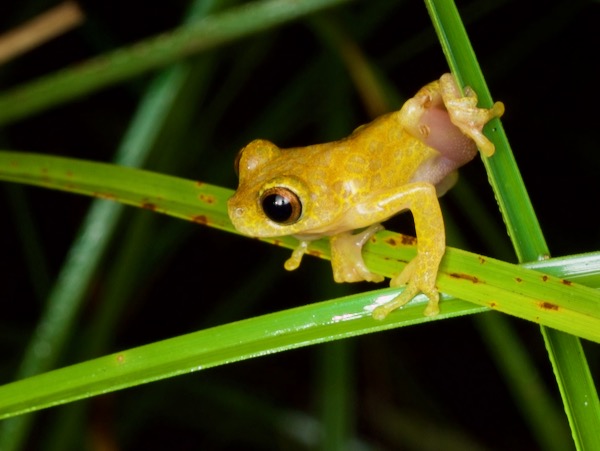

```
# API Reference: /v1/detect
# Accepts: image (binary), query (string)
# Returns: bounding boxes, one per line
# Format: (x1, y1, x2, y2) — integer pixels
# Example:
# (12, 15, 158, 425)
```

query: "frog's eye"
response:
(260, 187, 302, 224)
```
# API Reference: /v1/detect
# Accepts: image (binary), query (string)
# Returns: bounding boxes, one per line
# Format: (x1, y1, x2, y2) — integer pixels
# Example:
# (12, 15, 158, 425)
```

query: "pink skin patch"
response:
(420, 106, 478, 166)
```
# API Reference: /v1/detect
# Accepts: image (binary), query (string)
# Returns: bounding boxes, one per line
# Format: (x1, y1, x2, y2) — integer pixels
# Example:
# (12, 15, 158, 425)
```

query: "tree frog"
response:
(228, 73, 504, 319)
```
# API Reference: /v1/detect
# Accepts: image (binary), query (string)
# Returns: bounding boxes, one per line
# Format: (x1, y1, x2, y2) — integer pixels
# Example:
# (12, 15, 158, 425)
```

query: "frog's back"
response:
(335, 112, 439, 189)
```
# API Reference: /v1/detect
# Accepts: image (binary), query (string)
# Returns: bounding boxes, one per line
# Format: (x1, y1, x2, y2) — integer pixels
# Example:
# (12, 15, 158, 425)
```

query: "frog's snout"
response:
(231, 206, 245, 221)
(227, 197, 244, 221)
(227, 197, 253, 236)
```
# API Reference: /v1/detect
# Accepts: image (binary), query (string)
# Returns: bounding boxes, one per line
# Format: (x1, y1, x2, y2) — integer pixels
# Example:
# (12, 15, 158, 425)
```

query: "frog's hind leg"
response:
(439, 73, 505, 157)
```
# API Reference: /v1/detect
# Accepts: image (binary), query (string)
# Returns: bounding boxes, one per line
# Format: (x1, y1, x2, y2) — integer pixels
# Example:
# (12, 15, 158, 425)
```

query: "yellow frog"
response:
(228, 74, 504, 318)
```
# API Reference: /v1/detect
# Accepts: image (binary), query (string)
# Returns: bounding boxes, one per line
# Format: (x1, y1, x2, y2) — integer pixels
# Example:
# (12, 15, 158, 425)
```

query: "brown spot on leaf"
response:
(94, 192, 117, 201)
(542, 275, 549, 282)
(116, 354, 125, 364)
(198, 194, 216, 204)
(385, 235, 416, 247)
(192, 215, 208, 225)
(195, 181, 204, 187)
(515, 277, 523, 283)
(561, 279, 572, 286)
(141, 202, 157, 211)
(478, 256, 486, 264)
(489, 302, 497, 308)
(539, 301, 559, 311)
(449, 273, 479, 283)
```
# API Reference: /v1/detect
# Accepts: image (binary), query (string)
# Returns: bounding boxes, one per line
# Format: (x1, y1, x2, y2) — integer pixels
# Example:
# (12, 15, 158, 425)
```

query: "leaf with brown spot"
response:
(449, 272, 479, 283)
(384, 237, 397, 246)
(192, 215, 208, 225)
(0, 151, 599, 345)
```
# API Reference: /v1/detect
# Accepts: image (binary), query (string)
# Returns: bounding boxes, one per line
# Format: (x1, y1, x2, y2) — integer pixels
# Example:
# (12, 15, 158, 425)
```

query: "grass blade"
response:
(0, 0, 350, 126)
(0, 3, 225, 447)
(424, 1, 600, 449)
(0, 151, 598, 340)
(0, 251, 596, 420)
(424, 0, 547, 259)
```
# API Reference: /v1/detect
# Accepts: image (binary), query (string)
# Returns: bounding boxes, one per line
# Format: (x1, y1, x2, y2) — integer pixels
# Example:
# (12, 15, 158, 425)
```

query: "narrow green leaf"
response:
(0, 0, 351, 126)
(541, 329, 600, 449)
(0, 151, 231, 229)
(0, 2, 228, 446)
(0, 151, 598, 341)
(475, 313, 573, 451)
(0, 288, 481, 420)
(0, 251, 596, 420)
(424, 0, 548, 260)
(424, 1, 600, 449)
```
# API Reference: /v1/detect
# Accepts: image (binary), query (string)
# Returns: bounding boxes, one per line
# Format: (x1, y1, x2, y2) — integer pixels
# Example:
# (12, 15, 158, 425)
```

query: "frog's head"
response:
(228, 139, 318, 237)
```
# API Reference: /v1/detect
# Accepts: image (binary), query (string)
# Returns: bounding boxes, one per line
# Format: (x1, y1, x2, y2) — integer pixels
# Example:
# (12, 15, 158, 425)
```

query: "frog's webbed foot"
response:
(330, 224, 385, 283)
(440, 73, 504, 157)
(372, 254, 441, 319)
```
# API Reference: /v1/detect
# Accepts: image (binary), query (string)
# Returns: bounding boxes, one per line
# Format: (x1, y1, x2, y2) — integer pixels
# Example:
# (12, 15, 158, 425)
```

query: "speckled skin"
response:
(228, 74, 504, 318)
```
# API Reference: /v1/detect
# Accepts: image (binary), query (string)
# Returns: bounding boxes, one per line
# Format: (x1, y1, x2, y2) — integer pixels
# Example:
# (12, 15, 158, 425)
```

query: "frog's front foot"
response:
(372, 255, 440, 319)
(284, 240, 310, 271)
(440, 73, 504, 157)
(330, 225, 385, 283)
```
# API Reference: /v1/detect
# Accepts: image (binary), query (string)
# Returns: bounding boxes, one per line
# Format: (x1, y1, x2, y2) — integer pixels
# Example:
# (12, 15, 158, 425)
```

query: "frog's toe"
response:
(371, 284, 419, 320)
(424, 300, 440, 317)
(372, 254, 442, 319)
(372, 284, 440, 320)
(422, 290, 440, 316)
(439, 74, 504, 157)
(390, 259, 417, 287)
(284, 240, 310, 271)
(333, 265, 384, 283)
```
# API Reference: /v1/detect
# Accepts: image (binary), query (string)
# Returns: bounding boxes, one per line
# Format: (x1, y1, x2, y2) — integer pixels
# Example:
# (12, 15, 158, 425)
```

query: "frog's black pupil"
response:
(263, 194, 293, 223)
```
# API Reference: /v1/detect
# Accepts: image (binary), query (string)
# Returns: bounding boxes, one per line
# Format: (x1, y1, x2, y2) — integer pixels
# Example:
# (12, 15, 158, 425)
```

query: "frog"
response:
(227, 73, 504, 319)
